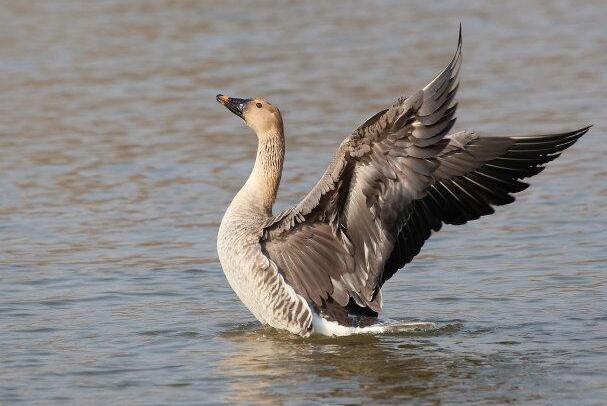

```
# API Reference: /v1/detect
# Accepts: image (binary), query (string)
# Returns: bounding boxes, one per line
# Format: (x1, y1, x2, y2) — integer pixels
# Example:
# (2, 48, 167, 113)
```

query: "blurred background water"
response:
(1, 0, 606, 404)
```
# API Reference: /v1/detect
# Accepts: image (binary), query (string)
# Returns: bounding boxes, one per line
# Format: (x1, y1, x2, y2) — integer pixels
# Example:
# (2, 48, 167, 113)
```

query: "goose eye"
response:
(256, 103, 262, 108)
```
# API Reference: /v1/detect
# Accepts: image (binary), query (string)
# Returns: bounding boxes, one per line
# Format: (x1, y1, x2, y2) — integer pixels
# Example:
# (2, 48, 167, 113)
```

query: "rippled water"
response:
(1, 1, 606, 404)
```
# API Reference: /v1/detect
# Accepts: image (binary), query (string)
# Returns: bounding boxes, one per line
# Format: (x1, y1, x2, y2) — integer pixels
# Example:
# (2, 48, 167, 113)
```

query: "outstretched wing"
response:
(380, 126, 591, 286)
(261, 28, 463, 312)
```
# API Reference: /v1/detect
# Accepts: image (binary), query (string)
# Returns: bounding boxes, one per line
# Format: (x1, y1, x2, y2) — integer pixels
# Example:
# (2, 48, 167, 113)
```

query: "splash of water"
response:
(311, 314, 437, 337)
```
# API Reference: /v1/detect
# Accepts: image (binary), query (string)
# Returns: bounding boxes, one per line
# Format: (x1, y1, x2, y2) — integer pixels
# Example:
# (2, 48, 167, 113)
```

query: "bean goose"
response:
(215, 27, 591, 336)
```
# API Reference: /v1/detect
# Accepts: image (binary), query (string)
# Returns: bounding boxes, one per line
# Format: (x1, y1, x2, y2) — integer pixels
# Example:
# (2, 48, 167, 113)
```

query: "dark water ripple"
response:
(1, 1, 607, 404)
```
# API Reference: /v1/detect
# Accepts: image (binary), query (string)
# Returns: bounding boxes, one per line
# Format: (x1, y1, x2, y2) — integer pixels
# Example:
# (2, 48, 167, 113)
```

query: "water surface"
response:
(1, 1, 606, 404)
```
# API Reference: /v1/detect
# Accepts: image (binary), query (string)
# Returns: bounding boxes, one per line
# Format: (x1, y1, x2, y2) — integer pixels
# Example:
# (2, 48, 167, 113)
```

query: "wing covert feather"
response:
(260, 29, 588, 316)
(262, 28, 463, 310)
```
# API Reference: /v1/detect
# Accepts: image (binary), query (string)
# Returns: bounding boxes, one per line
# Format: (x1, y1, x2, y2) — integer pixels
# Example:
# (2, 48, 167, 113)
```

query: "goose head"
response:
(216, 94, 283, 135)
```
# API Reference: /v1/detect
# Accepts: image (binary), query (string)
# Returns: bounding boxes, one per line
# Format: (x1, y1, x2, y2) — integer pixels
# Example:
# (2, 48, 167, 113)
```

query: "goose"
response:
(215, 28, 591, 337)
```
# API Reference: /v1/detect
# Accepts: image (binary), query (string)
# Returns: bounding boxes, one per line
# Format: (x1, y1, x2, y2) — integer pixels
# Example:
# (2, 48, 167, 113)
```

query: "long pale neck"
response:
(237, 127, 285, 215)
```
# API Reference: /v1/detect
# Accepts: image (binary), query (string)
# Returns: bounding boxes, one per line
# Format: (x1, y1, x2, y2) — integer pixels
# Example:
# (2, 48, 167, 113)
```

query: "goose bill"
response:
(216, 94, 250, 119)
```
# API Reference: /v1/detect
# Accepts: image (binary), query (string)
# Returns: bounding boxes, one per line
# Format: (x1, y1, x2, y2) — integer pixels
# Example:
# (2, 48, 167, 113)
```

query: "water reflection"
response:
(214, 323, 518, 404)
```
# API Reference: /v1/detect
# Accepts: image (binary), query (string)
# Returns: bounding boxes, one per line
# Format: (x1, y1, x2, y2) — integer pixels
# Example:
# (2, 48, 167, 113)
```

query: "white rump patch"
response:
(311, 313, 435, 337)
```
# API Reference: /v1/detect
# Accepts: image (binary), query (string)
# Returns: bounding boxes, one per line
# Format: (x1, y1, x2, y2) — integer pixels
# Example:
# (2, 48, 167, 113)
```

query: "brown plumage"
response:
(217, 26, 591, 334)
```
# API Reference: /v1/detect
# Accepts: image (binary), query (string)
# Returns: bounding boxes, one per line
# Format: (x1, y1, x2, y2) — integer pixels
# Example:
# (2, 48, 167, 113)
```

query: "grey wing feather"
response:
(261, 30, 588, 314)
(262, 28, 464, 312)
(380, 126, 592, 286)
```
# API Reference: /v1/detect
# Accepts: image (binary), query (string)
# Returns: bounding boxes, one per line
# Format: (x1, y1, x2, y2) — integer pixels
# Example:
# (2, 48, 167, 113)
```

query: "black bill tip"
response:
(216, 94, 250, 120)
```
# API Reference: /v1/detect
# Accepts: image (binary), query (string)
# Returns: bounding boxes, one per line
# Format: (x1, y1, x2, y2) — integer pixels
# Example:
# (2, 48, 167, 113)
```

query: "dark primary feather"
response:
(380, 126, 591, 286)
(260, 26, 590, 323)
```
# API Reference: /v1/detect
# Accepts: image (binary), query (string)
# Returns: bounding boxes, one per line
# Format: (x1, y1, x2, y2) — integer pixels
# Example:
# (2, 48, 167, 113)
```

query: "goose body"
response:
(216, 28, 591, 337)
